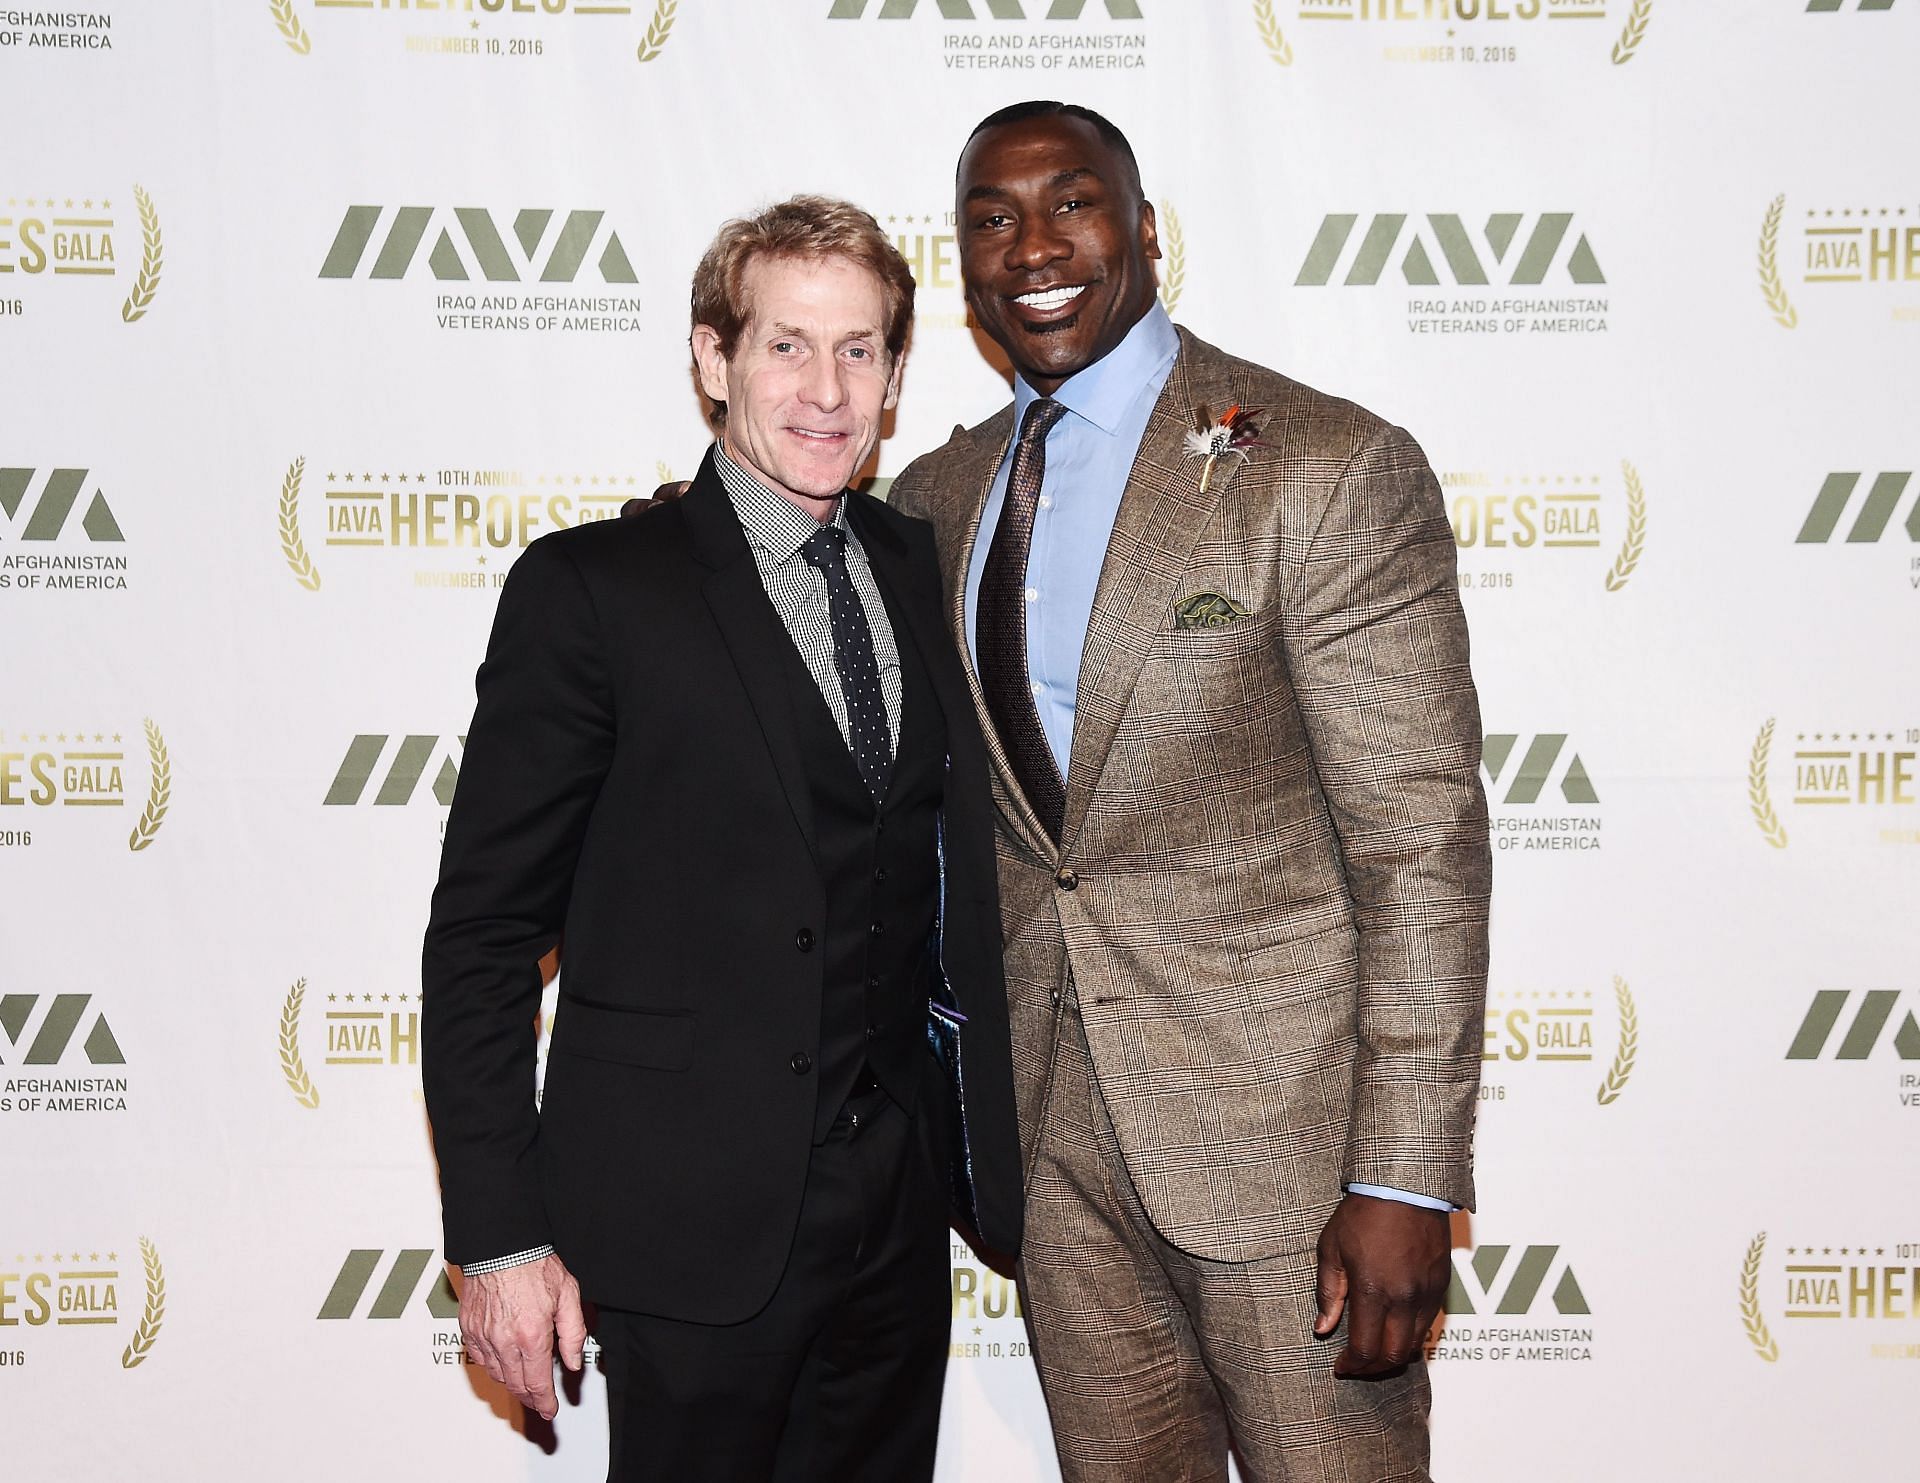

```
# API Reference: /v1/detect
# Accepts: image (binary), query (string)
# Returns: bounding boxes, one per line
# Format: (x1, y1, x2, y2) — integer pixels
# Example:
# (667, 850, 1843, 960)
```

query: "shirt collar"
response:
(712, 443, 846, 565)
(1011, 301, 1180, 438)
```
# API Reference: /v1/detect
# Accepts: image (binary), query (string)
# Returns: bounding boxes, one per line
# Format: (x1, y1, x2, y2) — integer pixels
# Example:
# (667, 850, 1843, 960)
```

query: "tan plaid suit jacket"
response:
(889, 328, 1490, 1265)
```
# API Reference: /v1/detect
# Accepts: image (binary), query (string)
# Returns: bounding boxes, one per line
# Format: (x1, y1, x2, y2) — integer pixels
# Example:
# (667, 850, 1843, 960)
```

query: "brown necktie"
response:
(978, 397, 1069, 842)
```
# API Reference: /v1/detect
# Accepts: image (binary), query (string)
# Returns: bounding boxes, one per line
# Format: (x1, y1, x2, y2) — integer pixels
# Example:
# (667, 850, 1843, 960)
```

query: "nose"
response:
(798, 350, 848, 413)
(1006, 212, 1069, 274)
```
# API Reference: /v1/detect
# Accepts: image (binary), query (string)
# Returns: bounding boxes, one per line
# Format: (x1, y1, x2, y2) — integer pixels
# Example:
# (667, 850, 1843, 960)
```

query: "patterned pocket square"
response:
(1174, 591, 1253, 629)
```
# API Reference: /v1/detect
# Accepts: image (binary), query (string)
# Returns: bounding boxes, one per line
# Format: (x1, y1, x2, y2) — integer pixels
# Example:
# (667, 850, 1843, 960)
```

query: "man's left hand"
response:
(1313, 1192, 1451, 1378)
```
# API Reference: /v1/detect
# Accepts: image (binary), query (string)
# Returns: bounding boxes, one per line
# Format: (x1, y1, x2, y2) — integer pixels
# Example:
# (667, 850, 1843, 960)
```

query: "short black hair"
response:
(959, 101, 1143, 197)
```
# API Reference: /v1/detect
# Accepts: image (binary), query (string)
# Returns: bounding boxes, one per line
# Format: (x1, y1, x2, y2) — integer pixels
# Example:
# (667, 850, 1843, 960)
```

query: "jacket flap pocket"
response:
(553, 996, 696, 1072)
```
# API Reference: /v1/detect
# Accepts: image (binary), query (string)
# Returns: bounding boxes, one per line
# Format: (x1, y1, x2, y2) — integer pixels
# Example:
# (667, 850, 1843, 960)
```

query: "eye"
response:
(771, 340, 798, 355)
(973, 212, 1013, 232)
(1056, 199, 1089, 215)
(844, 346, 871, 361)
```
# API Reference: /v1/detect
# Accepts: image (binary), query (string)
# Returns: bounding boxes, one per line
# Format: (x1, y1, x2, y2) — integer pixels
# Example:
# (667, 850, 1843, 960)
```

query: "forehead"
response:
(958, 116, 1127, 197)
(737, 253, 885, 331)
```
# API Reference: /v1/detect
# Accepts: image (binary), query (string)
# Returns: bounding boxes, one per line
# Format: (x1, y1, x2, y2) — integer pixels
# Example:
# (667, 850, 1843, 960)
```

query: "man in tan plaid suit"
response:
(888, 104, 1491, 1482)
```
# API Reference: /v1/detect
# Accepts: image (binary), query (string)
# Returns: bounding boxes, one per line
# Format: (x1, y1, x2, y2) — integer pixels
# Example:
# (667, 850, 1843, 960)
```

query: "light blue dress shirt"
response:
(962, 302, 1449, 1215)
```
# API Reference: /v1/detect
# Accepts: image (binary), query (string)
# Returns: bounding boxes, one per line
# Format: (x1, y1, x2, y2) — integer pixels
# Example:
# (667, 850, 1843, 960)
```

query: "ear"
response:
(883, 350, 906, 412)
(690, 324, 732, 405)
(1139, 199, 1161, 263)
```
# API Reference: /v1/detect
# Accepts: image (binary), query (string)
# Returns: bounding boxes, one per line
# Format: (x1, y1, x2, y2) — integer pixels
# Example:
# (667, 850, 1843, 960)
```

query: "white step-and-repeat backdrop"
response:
(3, 2, 1914, 1478)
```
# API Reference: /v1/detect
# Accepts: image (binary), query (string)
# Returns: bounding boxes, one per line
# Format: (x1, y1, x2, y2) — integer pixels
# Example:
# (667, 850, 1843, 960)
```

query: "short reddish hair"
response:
(690, 195, 916, 365)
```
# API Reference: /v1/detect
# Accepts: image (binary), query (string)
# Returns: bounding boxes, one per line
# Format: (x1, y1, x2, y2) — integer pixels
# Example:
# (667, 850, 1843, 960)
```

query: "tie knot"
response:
(800, 523, 848, 570)
(1020, 397, 1067, 447)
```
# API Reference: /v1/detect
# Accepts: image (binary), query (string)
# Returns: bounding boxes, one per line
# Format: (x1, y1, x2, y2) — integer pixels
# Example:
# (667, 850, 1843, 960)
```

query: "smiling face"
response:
(956, 113, 1160, 395)
(691, 253, 903, 520)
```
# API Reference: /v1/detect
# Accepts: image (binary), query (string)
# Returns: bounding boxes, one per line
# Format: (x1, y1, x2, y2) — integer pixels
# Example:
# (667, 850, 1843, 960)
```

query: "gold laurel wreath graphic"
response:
(636, 0, 677, 63)
(1749, 718, 1789, 850)
(1253, 0, 1293, 66)
(280, 978, 321, 1109)
(1741, 1232, 1780, 1363)
(1610, 0, 1652, 65)
(1158, 204, 1186, 318)
(279, 457, 321, 591)
(1759, 195, 1798, 330)
(128, 718, 170, 853)
(1604, 459, 1647, 592)
(270, 0, 312, 54)
(655, 461, 674, 488)
(120, 185, 162, 325)
(1595, 976, 1638, 1106)
(119, 1237, 165, 1370)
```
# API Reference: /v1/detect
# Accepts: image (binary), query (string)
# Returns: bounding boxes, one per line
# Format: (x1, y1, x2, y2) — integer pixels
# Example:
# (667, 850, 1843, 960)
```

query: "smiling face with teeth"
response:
(691, 253, 903, 522)
(957, 112, 1161, 395)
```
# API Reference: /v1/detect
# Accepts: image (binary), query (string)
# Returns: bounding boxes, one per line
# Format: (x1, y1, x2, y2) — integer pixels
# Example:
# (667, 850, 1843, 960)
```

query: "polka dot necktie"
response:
(978, 396, 1068, 843)
(801, 524, 894, 803)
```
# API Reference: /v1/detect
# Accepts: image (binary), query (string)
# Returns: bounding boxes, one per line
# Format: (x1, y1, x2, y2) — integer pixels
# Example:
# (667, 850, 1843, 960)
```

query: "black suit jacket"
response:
(421, 452, 1023, 1324)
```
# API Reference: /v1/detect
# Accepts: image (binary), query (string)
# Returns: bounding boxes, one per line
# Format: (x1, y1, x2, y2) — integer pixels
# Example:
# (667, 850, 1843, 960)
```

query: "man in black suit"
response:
(421, 195, 1023, 1483)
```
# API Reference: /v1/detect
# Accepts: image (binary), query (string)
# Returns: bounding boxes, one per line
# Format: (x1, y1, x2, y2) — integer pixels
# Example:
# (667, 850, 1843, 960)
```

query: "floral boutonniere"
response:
(1183, 403, 1267, 493)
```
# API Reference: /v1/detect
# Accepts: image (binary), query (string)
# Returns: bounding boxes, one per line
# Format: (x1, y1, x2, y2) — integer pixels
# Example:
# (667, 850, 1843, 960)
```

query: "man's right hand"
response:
(458, 1252, 587, 1420)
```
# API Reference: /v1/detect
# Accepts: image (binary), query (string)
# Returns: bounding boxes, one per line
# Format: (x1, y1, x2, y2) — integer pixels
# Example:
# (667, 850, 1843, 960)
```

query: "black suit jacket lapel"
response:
(680, 449, 820, 869)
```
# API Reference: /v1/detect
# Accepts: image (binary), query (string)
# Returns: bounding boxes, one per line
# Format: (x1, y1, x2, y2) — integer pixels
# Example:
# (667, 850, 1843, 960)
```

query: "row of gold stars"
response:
(4, 199, 112, 211)
(1796, 733, 1899, 742)
(325, 993, 415, 1004)
(8, 733, 123, 744)
(884, 215, 942, 226)
(1447, 475, 1606, 487)
(11, 1253, 118, 1264)
(1806, 208, 1913, 218)
(1487, 990, 1597, 1001)
(1785, 1247, 1889, 1257)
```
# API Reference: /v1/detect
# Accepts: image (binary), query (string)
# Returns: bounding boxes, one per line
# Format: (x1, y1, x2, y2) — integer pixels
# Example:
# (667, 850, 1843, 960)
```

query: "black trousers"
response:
(596, 1080, 950, 1482)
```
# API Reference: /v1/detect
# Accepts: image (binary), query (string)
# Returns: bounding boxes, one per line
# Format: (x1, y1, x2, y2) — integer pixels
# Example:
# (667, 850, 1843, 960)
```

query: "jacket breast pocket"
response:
(551, 994, 696, 1072)
(1151, 608, 1282, 668)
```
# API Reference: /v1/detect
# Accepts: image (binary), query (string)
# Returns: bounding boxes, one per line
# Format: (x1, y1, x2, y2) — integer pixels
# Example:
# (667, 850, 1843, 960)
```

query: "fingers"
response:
(1373, 1293, 1425, 1372)
(1335, 1283, 1390, 1378)
(507, 1330, 560, 1420)
(555, 1281, 588, 1373)
(1313, 1241, 1349, 1338)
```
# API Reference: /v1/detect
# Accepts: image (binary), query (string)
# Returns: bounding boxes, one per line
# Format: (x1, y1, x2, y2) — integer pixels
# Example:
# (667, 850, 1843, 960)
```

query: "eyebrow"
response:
(767, 322, 881, 342)
(963, 167, 1098, 205)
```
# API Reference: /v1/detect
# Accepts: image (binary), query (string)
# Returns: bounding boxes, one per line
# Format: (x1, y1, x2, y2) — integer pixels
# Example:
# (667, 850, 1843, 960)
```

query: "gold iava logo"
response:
(0, 1238, 165, 1369)
(0, 188, 161, 323)
(1759, 193, 1920, 330)
(278, 978, 423, 1110)
(277, 458, 675, 591)
(269, 0, 678, 63)
(0, 720, 170, 852)
(1481, 976, 1637, 1105)
(1741, 1231, 1920, 1362)
(1748, 718, 1918, 850)
(1446, 459, 1647, 593)
(1253, 0, 1653, 69)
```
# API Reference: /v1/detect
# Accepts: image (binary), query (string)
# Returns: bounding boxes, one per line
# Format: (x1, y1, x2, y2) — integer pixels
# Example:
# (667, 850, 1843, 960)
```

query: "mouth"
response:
(1007, 283, 1089, 323)
(786, 427, 851, 444)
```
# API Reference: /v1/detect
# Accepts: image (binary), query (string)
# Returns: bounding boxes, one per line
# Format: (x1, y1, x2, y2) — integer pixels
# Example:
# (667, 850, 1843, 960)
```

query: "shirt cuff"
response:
(460, 1245, 555, 1276)
(1346, 1183, 1455, 1212)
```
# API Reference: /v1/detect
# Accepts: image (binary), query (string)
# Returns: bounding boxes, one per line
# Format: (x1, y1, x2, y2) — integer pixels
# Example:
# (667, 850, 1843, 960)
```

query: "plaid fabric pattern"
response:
(890, 330, 1491, 1265)
(715, 446, 902, 754)
(1022, 995, 1431, 1483)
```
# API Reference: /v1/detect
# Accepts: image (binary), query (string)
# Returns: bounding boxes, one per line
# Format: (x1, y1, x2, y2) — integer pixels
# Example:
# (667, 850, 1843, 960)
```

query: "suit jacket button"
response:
(795, 928, 814, 952)
(1055, 867, 1078, 891)
(790, 1051, 812, 1075)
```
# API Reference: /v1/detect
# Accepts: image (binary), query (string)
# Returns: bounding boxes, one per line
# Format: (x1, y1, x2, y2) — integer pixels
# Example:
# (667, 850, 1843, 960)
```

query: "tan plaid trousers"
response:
(1021, 989, 1432, 1483)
